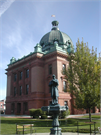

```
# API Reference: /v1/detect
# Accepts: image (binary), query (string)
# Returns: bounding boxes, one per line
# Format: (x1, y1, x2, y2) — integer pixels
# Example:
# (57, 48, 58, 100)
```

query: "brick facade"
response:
(6, 51, 73, 115)
(5, 20, 99, 115)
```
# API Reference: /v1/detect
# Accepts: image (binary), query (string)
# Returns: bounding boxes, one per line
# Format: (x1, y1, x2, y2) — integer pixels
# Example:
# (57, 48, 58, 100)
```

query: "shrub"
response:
(36, 108, 43, 116)
(29, 109, 37, 118)
(59, 110, 70, 119)
(0, 110, 4, 114)
(29, 108, 46, 119)
(41, 114, 47, 119)
(29, 108, 70, 119)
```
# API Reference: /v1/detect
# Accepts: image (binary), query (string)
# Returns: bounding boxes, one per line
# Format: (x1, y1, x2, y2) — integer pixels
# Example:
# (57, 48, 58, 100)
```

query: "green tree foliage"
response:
(63, 39, 100, 122)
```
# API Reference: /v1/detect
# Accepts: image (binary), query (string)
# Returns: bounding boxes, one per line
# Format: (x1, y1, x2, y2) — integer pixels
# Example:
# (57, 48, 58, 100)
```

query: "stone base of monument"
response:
(50, 127, 62, 135)
(41, 104, 68, 135)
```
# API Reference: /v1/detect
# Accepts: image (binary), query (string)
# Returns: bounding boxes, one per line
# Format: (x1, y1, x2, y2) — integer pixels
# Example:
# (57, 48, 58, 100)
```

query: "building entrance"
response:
(17, 103, 21, 114)
(23, 102, 28, 114)
(11, 103, 15, 114)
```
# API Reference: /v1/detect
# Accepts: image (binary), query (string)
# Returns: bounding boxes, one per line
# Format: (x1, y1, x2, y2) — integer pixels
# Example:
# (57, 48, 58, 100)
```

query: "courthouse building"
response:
(5, 20, 84, 115)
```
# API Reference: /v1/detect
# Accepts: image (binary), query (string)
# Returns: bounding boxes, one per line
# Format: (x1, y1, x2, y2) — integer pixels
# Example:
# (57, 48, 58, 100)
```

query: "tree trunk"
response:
(89, 108, 92, 122)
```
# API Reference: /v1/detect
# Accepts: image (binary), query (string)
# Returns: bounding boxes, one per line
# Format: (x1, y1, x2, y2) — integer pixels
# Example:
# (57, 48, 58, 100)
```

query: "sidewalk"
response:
(27, 133, 95, 135)
(1, 112, 100, 118)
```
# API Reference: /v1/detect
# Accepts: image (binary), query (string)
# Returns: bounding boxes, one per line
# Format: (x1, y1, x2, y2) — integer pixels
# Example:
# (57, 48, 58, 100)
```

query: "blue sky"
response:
(0, 0, 100, 100)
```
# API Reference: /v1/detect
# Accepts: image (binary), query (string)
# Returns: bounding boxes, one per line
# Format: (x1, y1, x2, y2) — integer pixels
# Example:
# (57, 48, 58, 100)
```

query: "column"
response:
(29, 65, 31, 94)
(10, 72, 14, 96)
(16, 70, 19, 96)
(22, 68, 25, 95)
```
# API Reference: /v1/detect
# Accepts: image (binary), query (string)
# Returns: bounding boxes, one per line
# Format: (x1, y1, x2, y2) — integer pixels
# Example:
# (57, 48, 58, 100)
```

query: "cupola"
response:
(40, 20, 73, 53)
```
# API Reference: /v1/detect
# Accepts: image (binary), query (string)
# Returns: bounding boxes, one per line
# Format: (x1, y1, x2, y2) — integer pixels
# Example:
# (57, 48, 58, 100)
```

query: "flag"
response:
(51, 15, 55, 17)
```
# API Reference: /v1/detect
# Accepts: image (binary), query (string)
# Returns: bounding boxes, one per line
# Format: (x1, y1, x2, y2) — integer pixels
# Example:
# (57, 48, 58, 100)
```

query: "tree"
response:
(64, 39, 100, 122)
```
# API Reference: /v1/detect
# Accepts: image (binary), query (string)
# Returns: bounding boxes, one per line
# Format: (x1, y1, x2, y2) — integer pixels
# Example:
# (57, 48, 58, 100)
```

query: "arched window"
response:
(63, 81, 67, 92)
(64, 101, 68, 106)
(62, 64, 66, 74)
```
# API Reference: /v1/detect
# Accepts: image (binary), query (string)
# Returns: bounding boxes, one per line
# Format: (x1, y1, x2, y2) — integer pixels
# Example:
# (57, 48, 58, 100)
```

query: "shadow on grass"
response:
(1, 117, 53, 127)
(1, 117, 100, 134)
(1, 117, 93, 125)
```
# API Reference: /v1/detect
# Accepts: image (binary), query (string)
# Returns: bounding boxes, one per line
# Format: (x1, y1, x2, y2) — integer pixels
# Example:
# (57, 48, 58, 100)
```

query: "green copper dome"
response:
(40, 21, 73, 53)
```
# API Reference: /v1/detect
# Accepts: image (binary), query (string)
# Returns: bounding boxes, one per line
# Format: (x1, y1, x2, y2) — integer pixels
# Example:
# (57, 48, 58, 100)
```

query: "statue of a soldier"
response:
(49, 74, 59, 105)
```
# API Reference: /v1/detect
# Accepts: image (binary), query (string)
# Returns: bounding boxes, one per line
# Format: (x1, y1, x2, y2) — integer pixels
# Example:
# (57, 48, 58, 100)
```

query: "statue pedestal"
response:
(41, 104, 68, 135)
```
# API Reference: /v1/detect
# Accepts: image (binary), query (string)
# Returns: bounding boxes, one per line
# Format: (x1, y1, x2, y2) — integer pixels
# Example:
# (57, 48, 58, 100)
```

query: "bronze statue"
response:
(49, 74, 59, 104)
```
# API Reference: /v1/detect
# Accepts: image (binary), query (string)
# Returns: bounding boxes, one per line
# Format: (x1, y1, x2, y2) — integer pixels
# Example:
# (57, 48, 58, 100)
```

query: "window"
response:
(20, 71, 23, 80)
(26, 84, 29, 95)
(11, 103, 15, 114)
(49, 87, 51, 93)
(49, 101, 52, 105)
(14, 87, 16, 96)
(62, 64, 66, 74)
(19, 86, 22, 95)
(26, 69, 29, 78)
(64, 101, 68, 106)
(63, 81, 67, 92)
(14, 74, 17, 81)
(49, 64, 52, 75)
(24, 102, 28, 111)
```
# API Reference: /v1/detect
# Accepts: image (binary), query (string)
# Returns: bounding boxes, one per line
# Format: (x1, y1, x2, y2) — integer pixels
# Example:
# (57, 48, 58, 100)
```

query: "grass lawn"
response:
(1, 115, 100, 134)
(81, 114, 101, 119)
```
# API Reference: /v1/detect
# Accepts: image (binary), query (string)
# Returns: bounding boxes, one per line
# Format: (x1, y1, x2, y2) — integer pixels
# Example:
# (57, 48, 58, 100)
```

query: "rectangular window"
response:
(49, 87, 51, 93)
(63, 81, 67, 92)
(11, 103, 15, 114)
(14, 87, 16, 96)
(49, 64, 52, 75)
(26, 84, 29, 95)
(19, 86, 22, 95)
(62, 64, 66, 74)
(26, 69, 29, 78)
(20, 71, 23, 80)
(24, 102, 28, 111)
(14, 74, 17, 82)
(49, 101, 52, 105)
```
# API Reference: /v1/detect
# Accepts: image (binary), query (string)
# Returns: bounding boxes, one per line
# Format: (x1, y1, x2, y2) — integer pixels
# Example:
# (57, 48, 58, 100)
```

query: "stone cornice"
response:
(43, 51, 68, 60)
(6, 50, 68, 72)
(6, 53, 44, 72)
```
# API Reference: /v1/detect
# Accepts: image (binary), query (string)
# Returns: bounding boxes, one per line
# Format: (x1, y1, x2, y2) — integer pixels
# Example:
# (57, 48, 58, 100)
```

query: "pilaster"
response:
(28, 65, 31, 94)
(10, 72, 14, 96)
(22, 68, 25, 95)
(16, 70, 19, 96)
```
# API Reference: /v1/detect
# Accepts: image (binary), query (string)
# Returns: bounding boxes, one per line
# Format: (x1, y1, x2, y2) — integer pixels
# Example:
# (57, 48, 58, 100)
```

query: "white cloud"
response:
(15, 37, 37, 59)
(6, 27, 22, 48)
(0, 0, 15, 17)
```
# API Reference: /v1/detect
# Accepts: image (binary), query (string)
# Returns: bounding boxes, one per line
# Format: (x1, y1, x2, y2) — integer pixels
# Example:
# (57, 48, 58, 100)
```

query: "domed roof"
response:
(40, 21, 73, 47)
